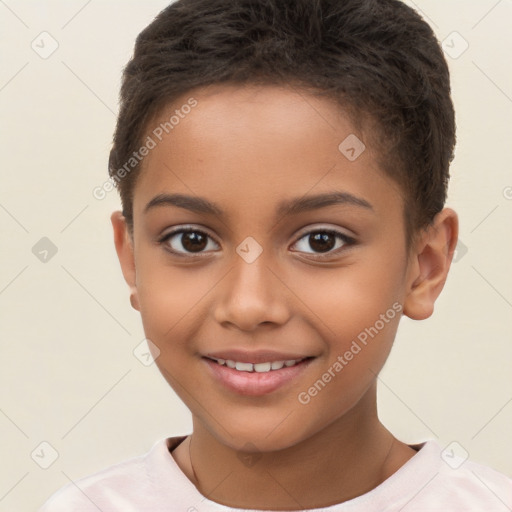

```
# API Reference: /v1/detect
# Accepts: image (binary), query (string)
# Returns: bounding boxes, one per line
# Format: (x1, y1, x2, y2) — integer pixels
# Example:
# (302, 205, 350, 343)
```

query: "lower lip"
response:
(203, 357, 314, 396)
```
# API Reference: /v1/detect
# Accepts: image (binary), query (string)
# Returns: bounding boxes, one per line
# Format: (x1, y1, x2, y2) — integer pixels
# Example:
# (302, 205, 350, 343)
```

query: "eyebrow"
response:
(144, 191, 374, 217)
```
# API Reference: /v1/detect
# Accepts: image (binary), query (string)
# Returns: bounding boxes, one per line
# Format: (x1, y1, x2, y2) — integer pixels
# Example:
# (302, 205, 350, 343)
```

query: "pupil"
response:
(182, 232, 207, 252)
(310, 232, 334, 253)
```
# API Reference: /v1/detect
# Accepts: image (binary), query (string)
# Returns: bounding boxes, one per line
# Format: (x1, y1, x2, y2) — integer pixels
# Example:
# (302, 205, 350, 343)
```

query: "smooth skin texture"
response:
(112, 84, 458, 510)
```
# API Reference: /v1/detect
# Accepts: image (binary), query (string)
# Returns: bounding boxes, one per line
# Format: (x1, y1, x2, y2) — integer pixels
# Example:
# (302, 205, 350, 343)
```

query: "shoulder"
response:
(402, 440, 512, 510)
(37, 451, 148, 512)
(435, 456, 512, 507)
(37, 437, 184, 512)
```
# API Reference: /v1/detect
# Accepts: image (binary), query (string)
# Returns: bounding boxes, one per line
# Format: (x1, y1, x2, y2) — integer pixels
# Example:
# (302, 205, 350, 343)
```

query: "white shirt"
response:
(38, 435, 512, 511)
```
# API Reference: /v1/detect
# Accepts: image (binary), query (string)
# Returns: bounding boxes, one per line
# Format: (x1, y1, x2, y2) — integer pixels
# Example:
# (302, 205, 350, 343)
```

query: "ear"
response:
(403, 208, 459, 320)
(111, 211, 140, 311)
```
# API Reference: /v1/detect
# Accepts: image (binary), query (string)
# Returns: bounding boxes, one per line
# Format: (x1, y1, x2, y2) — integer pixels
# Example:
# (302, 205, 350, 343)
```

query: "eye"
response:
(159, 226, 220, 256)
(291, 228, 355, 258)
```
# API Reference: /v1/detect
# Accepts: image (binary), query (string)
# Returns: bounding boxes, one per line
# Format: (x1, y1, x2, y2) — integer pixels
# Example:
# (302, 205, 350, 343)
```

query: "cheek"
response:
(293, 258, 403, 343)
(135, 260, 208, 353)
(288, 255, 404, 407)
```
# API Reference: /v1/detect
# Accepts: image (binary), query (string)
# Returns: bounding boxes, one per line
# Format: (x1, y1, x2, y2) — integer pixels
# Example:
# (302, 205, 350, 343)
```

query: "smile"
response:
(206, 357, 309, 373)
(203, 356, 316, 396)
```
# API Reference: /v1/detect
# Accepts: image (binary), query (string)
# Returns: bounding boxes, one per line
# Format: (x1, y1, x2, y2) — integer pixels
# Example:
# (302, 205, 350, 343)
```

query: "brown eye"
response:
(180, 231, 208, 252)
(292, 228, 354, 257)
(160, 228, 219, 255)
(308, 232, 337, 253)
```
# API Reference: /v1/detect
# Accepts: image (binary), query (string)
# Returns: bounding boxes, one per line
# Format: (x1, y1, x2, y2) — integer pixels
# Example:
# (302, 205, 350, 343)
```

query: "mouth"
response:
(202, 356, 316, 396)
(204, 356, 313, 373)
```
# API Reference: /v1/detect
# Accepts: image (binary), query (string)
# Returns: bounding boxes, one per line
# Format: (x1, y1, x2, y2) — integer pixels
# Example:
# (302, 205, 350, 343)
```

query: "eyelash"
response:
(158, 225, 355, 260)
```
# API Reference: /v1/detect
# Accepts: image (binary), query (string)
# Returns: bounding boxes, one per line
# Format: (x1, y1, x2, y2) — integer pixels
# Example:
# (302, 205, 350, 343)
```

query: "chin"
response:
(206, 414, 317, 454)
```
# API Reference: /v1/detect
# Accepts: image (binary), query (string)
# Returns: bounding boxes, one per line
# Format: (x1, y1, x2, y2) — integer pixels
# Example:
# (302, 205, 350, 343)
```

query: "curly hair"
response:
(108, 0, 455, 249)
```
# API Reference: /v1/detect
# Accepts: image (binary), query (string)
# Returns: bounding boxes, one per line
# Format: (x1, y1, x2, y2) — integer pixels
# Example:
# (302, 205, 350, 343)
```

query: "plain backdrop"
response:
(0, 1, 511, 510)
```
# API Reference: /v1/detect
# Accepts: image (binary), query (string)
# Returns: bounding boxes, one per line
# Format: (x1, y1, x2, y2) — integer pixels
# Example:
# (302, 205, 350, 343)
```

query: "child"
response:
(39, 0, 512, 510)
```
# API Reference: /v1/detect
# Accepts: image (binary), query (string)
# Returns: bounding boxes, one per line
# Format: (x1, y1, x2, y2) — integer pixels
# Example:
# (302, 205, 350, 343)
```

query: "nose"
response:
(213, 250, 291, 331)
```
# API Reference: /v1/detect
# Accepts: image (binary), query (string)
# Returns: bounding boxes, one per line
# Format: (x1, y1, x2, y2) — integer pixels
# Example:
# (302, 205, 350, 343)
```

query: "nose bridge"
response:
(231, 246, 272, 296)
(213, 241, 289, 329)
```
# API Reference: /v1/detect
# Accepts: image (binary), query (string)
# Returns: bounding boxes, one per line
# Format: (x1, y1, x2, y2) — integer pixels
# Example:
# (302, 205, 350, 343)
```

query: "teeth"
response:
(212, 358, 304, 372)
(235, 362, 253, 372)
(253, 362, 271, 373)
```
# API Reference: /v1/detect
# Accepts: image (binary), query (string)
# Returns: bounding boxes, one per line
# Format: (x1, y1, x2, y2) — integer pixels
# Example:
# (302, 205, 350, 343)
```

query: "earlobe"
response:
(111, 211, 140, 311)
(403, 208, 459, 320)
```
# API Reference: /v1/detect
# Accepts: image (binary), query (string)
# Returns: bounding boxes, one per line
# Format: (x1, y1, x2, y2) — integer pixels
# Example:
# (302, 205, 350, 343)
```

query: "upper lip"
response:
(203, 350, 314, 364)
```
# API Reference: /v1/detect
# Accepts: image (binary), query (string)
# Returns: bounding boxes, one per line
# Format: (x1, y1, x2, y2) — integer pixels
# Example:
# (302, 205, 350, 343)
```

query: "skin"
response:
(111, 84, 458, 510)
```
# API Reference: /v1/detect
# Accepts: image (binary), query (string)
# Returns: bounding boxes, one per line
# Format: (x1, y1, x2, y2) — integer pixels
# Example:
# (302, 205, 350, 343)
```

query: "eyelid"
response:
(294, 223, 355, 240)
(160, 224, 218, 241)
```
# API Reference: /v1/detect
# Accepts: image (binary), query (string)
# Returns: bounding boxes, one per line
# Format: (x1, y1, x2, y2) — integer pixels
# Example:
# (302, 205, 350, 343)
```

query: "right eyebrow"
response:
(144, 193, 223, 216)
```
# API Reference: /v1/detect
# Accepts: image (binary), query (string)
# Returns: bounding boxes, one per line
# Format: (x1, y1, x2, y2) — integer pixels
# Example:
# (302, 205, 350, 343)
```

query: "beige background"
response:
(0, 1, 511, 510)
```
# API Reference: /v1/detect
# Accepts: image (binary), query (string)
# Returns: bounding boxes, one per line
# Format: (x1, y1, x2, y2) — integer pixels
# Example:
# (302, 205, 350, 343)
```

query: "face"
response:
(114, 84, 431, 452)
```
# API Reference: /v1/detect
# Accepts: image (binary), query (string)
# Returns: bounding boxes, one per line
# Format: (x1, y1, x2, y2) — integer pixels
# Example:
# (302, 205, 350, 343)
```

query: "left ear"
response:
(403, 207, 459, 320)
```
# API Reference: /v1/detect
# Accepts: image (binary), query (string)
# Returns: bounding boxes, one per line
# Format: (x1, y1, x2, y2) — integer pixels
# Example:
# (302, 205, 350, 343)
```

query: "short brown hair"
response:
(108, 0, 456, 249)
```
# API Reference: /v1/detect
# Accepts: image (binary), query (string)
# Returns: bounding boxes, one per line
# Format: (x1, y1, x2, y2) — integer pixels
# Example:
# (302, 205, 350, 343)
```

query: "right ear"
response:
(111, 211, 140, 311)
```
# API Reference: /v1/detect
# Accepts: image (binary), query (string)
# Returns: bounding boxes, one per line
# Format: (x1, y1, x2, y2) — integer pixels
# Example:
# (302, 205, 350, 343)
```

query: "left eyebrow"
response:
(276, 191, 374, 217)
(143, 191, 374, 218)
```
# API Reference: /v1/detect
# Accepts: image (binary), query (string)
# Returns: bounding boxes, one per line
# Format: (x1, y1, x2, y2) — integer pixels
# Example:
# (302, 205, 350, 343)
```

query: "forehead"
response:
(133, 84, 403, 223)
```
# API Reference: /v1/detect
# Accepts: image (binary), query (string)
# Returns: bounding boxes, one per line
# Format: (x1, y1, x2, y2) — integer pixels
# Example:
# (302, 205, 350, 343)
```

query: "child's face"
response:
(114, 84, 430, 451)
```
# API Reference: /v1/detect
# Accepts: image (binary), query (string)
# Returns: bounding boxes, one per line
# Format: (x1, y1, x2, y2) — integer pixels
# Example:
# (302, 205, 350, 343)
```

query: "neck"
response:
(177, 385, 416, 510)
